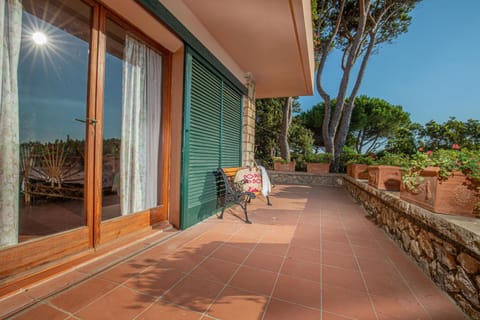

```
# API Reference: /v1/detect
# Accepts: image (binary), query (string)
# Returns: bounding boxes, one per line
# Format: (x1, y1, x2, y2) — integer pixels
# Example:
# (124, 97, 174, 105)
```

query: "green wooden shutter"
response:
(221, 84, 242, 167)
(181, 51, 243, 229)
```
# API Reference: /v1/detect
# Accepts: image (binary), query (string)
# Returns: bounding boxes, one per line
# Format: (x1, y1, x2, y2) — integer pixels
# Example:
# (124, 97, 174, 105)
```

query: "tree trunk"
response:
(280, 97, 293, 161)
(313, 0, 415, 172)
(333, 32, 376, 168)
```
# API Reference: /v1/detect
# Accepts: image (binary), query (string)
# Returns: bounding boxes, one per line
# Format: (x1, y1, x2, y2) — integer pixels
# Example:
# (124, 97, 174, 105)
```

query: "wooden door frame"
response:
(95, 8, 172, 245)
(0, 0, 172, 285)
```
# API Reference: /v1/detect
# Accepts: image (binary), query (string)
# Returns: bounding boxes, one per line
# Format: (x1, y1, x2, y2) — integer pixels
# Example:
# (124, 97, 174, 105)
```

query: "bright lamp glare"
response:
(32, 32, 48, 45)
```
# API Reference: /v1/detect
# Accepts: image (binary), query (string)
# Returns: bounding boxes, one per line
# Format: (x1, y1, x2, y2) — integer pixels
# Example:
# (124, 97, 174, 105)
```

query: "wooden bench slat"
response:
(222, 167, 242, 177)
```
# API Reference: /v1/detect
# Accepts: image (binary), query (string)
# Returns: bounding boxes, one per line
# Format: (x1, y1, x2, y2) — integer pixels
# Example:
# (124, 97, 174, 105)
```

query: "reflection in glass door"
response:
(0, 0, 92, 246)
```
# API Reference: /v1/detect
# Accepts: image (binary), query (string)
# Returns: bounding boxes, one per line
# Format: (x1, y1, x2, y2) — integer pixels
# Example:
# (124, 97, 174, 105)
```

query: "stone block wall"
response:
(268, 171, 344, 187)
(344, 176, 480, 319)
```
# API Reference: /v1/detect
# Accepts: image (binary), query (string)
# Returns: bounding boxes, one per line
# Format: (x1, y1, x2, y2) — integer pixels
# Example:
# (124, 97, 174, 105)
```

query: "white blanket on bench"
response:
(259, 165, 271, 197)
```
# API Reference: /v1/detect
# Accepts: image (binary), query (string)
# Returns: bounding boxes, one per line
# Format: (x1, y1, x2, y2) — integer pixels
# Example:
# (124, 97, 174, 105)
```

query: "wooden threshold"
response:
(0, 221, 173, 300)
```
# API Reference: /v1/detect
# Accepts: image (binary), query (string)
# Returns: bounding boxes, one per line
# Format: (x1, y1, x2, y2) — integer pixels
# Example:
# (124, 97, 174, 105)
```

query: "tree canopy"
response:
(298, 95, 411, 154)
(347, 95, 411, 153)
(418, 117, 480, 150)
(313, 0, 421, 171)
(255, 98, 313, 165)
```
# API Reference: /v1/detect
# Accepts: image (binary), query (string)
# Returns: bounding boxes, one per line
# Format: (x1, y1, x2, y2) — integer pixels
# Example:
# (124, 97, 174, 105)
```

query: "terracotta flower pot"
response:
(306, 162, 329, 174)
(368, 165, 402, 191)
(400, 167, 479, 217)
(347, 164, 369, 179)
(273, 160, 295, 172)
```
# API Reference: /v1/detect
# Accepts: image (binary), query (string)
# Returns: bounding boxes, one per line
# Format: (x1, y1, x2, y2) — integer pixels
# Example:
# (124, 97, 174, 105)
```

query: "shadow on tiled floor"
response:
(1, 185, 468, 319)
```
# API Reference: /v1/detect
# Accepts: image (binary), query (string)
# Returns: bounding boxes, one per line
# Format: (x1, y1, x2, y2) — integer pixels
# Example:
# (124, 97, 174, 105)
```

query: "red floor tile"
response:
(124, 267, 185, 297)
(280, 258, 320, 282)
(163, 276, 224, 313)
(75, 286, 155, 320)
(25, 271, 87, 300)
(322, 311, 354, 319)
(322, 265, 366, 292)
(357, 256, 399, 277)
(189, 256, 239, 284)
(243, 250, 284, 273)
(254, 242, 289, 257)
(362, 272, 408, 296)
(263, 299, 321, 320)
(322, 232, 350, 243)
(322, 250, 359, 271)
(272, 274, 321, 309)
(322, 240, 354, 256)
(12, 303, 69, 320)
(181, 239, 223, 257)
(262, 231, 295, 243)
(322, 284, 376, 320)
(286, 246, 321, 263)
(0, 292, 33, 319)
(352, 245, 385, 260)
(210, 244, 251, 264)
(348, 235, 380, 248)
(206, 287, 268, 320)
(157, 252, 205, 273)
(371, 293, 429, 320)
(228, 232, 262, 244)
(50, 278, 117, 313)
(228, 265, 277, 295)
(417, 290, 468, 320)
(290, 237, 321, 250)
(136, 300, 203, 320)
(97, 259, 150, 284)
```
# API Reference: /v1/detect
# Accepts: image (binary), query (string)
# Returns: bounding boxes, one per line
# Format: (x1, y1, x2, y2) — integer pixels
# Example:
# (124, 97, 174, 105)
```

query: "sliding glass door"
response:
(0, 0, 169, 279)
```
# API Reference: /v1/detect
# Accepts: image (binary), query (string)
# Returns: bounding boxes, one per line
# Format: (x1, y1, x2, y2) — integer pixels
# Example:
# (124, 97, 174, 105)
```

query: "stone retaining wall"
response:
(268, 171, 344, 187)
(242, 73, 256, 167)
(344, 176, 480, 319)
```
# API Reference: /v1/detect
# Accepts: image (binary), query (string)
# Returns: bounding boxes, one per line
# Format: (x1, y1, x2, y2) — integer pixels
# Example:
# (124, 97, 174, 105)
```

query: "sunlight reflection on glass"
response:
(21, 11, 78, 81)
(32, 31, 47, 45)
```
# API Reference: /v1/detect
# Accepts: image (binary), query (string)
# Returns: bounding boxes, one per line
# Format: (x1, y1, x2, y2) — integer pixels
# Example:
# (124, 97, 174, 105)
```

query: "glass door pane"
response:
(101, 18, 163, 221)
(13, 0, 92, 244)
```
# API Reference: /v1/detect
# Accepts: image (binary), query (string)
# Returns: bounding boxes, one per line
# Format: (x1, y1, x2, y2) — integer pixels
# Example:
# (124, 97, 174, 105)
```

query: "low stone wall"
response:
(268, 171, 344, 187)
(344, 176, 480, 319)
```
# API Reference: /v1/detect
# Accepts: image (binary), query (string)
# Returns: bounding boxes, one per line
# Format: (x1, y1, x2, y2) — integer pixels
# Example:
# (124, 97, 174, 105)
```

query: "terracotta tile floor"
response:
(1, 185, 469, 319)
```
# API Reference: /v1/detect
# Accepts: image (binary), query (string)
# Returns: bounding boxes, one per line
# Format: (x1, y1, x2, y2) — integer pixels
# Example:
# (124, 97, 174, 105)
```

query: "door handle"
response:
(75, 118, 97, 126)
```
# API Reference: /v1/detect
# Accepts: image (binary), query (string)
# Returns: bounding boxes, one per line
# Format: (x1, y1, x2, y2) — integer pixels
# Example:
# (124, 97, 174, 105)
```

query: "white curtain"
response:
(120, 35, 162, 215)
(145, 48, 162, 207)
(0, 0, 22, 247)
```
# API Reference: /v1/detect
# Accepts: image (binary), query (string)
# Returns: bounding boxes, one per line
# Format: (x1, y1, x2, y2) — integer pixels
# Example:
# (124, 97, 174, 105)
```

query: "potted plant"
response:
(401, 146, 480, 217)
(273, 157, 296, 172)
(346, 154, 375, 179)
(368, 153, 409, 191)
(304, 153, 331, 174)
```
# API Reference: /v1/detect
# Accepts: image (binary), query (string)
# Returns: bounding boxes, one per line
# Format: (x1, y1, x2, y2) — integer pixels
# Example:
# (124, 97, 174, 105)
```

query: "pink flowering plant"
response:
(402, 145, 480, 191)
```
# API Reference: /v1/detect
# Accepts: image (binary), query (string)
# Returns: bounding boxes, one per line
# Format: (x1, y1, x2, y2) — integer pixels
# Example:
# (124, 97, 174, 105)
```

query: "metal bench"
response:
(216, 167, 272, 224)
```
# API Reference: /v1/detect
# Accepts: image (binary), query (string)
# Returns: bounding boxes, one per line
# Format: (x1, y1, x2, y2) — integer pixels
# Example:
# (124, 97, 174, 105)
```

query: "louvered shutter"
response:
(221, 83, 242, 167)
(181, 52, 242, 229)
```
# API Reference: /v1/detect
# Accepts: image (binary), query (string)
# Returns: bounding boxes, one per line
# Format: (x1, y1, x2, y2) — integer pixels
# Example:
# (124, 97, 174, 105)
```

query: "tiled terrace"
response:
(1, 185, 468, 319)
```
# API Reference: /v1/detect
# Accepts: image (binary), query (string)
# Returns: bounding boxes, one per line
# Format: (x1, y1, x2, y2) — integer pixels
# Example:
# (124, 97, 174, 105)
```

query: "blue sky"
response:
(298, 0, 480, 125)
